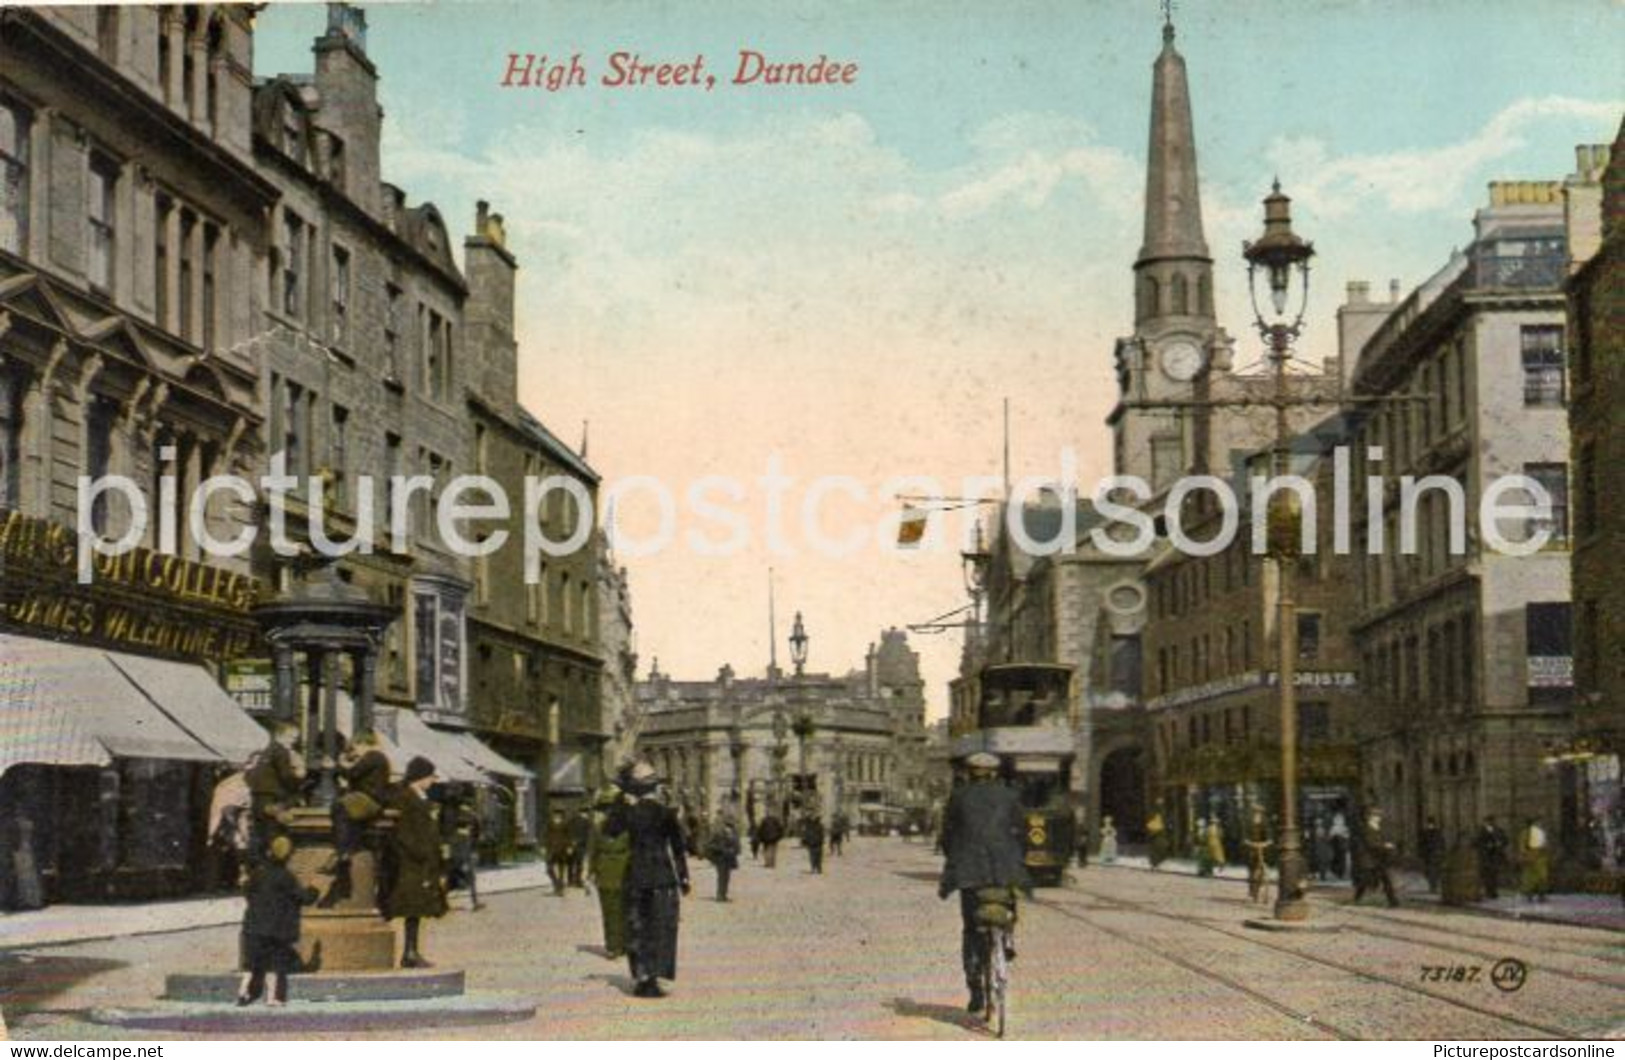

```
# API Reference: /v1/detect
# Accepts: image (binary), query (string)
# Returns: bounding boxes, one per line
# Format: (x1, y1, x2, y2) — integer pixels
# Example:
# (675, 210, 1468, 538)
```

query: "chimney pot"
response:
(1347, 281, 1370, 304)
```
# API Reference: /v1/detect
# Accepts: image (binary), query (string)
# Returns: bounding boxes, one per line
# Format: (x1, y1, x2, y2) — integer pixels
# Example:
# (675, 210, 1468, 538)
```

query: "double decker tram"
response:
(950, 662, 1079, 885)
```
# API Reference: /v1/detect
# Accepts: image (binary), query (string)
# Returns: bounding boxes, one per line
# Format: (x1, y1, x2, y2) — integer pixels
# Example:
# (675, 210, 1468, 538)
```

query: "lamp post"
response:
(1244, 181, 1315, 923)
(788, 612, 813, 808)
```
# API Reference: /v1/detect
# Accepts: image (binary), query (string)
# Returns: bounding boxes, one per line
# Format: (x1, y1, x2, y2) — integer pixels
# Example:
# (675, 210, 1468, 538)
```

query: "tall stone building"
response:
(248, 6, 473, 728)
(597, 538, 638, 768)
(0, 5, 276, 904)
(635, 628, 929, 828)
(1567, 128, 1623, 877)
(461, 201, 605, 835)
(1349, 168, 1602, 849)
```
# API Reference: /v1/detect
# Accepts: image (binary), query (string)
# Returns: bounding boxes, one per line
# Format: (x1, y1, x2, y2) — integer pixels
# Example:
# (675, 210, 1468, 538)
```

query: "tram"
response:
(950, 662, 1079, 885)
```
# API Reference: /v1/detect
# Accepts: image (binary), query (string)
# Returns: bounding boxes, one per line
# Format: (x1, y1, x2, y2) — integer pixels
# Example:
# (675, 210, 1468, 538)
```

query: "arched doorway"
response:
(1098, 746, 1147, 843)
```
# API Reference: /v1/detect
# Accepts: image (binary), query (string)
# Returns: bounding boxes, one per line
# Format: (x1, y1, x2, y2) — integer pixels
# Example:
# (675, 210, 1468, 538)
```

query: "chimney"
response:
(1389, 279, 1401, 302)
(313, 3, 382, 217)
(464, 199, 519, 416)
(1346, 281, 1370, 305)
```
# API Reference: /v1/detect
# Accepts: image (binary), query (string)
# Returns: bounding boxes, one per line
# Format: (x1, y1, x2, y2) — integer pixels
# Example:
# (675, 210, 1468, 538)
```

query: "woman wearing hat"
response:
(606, 761, 691, 997)
(386, 756, 447, 968)
(587, 788, 632, 957)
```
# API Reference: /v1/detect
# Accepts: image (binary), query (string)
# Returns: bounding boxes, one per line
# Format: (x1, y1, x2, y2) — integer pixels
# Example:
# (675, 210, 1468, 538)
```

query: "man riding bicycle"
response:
(938, 752, 1030, 1014)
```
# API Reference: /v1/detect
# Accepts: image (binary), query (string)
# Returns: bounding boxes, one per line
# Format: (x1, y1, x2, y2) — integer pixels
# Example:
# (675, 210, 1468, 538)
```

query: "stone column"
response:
(318, 650, 339, 806)
(355, 646, 377, 736)
(269, 643, 294, 723)
(304, 649, 324, 775)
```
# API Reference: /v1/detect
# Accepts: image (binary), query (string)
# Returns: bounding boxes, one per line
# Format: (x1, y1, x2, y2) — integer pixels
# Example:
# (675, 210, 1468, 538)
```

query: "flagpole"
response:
(768, 568, 778, 681)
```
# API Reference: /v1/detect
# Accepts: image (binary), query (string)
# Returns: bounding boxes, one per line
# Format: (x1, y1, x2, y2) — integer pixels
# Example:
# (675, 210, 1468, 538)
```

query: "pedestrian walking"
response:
(706, 817, 741, 901)
(1309, 818, 1332, 881)
(568, 807, 592, 889)
(606, 762, 691, 998)
(236, 835, 316, 1007)
(1146, 807, 1169, 870)
(1098, 815, 1119, 863)
(587, 788, 631, 958)
(802, 814, 826, 874)
(1242, 806, 1272, 903)
(1419, 816, 1445, 894)
(441, 785, 483, 912)
(1202, 818, 1226, 877)
(385, 756, 447, 968)
(829, 811, 849, 856)
(1476, 817, 1509, 899)
(1352, 807, 1399, 907)
(1518, 817, 1550, 903)
(1329, 811, 1350, 880)
(545, 809, 573, 896)
(757, 811, 785, 869)
(748, 821, 761, 861)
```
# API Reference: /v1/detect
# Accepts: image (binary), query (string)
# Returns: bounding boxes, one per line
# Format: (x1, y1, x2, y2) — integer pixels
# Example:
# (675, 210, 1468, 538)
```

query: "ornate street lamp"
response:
(789, 611, 809, 676)
(1243, 181, 1315, 923)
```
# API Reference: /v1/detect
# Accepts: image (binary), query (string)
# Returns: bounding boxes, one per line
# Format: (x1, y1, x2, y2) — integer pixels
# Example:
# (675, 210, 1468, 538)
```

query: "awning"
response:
(549, 751, 586, 794)
(446, 731, 533, 780)
(381, 707, 487, 786)
(0, 634, 266, 776)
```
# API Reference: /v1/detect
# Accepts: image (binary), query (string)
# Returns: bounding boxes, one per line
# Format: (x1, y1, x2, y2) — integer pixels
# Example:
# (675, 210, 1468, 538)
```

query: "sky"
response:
(255, 0, 1622, 718)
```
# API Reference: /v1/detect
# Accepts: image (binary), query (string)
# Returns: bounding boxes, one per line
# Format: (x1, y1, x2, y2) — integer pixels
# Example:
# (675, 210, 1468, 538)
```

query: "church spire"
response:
(1134, 9, 1214, 326)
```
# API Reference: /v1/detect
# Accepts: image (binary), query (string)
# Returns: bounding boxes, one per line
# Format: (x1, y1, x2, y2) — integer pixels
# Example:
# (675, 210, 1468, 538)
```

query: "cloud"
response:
(1266, 95, 1623, 219)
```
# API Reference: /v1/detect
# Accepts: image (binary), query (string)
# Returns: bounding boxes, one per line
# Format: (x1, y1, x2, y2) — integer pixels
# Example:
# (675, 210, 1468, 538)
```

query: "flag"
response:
(897, 504, 929, 547)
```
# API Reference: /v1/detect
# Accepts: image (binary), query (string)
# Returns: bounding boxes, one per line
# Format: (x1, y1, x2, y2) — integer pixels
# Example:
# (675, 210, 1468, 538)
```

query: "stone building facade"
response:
(597, 538, 638, 768)
(1349, 174, 1597, 850)
(1567, 129, 1624, 876)
(0, 5, 275, 903)
(247, 7, 473, 725)
(635, 628, 929, 829)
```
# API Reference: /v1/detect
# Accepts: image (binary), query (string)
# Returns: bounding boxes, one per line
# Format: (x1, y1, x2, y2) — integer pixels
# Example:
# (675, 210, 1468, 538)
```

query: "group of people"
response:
(227, 723, 485, 1006)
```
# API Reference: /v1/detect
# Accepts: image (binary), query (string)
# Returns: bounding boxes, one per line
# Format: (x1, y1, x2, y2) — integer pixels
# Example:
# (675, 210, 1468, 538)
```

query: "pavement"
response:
(1091, 853, 1625, 933)
(2, 840, 1622, 1040)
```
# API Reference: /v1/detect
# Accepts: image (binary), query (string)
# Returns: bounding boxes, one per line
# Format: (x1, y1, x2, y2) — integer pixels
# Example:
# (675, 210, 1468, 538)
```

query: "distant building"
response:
(1567, 129, 1623, 876)
(597, 537, 638, 770)
(635, 628, 929, 829)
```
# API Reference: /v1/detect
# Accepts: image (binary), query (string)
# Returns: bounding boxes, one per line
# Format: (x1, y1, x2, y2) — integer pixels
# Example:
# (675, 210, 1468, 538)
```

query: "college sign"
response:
(0, 509, 262, 663)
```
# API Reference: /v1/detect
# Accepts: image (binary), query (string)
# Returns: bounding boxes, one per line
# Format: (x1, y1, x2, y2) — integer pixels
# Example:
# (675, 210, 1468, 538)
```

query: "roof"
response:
(518, 408, 600, 484)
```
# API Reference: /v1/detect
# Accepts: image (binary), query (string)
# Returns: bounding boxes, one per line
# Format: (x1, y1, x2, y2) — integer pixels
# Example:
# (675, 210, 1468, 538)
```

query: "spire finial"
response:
(1162, 0, 1176, 41)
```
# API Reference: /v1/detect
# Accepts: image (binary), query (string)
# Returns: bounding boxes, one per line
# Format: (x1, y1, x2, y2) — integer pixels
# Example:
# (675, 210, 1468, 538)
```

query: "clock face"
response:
(1161, 341, 1206, 382)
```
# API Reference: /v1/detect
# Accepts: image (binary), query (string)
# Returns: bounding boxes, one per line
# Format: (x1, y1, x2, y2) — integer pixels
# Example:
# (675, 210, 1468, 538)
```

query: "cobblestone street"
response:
(4, 839, 1621, 1040)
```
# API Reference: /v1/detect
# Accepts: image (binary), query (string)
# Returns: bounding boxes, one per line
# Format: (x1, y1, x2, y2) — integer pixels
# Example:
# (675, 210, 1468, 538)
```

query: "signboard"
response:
(1147, 669, 1359, 711)
(225, 658, 275, 714)
(0, 508, 261, 663)
(1528, 656, 1573, 689)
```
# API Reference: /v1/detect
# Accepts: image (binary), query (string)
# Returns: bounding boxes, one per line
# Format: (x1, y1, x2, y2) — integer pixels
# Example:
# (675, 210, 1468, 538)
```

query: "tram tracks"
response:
(1031, 885, 1592, 1040)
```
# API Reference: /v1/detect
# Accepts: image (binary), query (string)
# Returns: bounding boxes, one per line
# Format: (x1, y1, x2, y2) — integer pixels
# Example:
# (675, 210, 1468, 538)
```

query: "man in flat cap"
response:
(938, 752, 1029, 1015)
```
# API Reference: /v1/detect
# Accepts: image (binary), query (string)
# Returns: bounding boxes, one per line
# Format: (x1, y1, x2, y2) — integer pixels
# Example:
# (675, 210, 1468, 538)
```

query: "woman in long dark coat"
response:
(606, 762, 690, 998)
(386, 756, 447, 968)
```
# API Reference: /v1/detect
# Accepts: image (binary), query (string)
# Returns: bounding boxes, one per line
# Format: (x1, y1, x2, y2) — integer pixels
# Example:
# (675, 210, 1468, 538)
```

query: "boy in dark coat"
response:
(237, 835, 315, 1006)
(387, 756, 447, 968)
(802, 814, 826, 874)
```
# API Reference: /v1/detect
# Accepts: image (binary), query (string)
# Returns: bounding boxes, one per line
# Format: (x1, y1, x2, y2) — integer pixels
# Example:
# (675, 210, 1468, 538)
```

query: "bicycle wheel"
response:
(988, 927, 1009, 1038)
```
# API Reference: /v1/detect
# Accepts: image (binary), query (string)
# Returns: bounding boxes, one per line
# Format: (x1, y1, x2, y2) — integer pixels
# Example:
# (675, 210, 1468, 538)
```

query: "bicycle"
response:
(972, 887, 1017, 1038)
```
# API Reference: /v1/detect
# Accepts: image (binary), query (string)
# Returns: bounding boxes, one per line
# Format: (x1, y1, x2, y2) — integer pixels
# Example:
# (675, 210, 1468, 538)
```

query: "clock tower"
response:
(1108, 15, 1230, 491)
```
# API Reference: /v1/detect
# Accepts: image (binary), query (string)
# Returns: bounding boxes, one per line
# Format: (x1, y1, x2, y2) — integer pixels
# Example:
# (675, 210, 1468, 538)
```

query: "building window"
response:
(1521, 325, 1565, 406)
(0, 366, 24, 509)
(1525, 463, 1569, 546)
(282, 106, 304, 165)
(1297, 612, 1322, 662)
(384, 282, 402, 378)
(0, 98, 31, 255)
(97, 7, 119, 61)
(84, 154, 117, 294)
(155, 195, 173, 327)
(281, 211, 305, 319)
(330, 244, 350, 347)
(181, 8, 198, 120)
(178, 209, 197, 342)
(329, 404, 349, 507)
(278, 377, 306, 479)
(1297, 701, 1330, 746)
(1526, 602, 1572, 707)
(1577, 444, 1597, 538)
(202, 223, 219, 349)
(205, 17, 223, 136)
(85, 396, 117, 533)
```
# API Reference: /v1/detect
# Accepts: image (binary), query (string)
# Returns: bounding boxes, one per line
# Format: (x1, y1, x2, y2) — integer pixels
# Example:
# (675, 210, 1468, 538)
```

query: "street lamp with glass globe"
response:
(1243, 180, 1315, 923)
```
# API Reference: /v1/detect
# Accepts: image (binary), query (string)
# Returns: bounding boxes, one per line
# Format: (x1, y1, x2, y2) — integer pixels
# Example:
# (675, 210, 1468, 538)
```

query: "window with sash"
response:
(1521, 326, 1565, 406)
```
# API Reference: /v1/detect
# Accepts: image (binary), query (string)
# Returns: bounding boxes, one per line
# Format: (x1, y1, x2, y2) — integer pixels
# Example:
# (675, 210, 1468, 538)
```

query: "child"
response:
(238, 835, 315, 1006)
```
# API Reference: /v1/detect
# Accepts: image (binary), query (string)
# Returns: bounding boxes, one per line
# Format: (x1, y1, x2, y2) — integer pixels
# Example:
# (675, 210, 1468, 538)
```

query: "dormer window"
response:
(282, 106, 305, 166)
